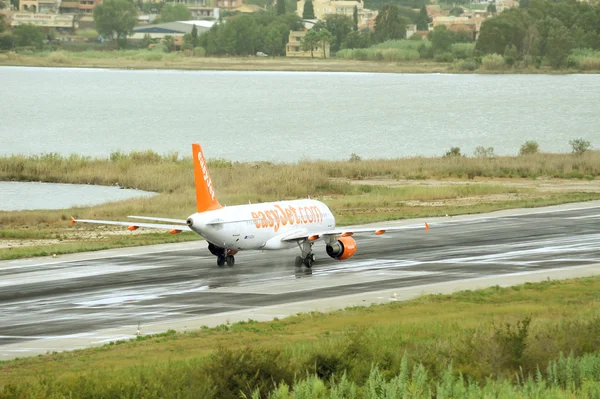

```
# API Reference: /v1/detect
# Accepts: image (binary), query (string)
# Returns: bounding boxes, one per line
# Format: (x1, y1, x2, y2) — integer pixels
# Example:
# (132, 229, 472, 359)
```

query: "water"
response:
(0, 181, 155, 211)
(1, 67, 599, 162)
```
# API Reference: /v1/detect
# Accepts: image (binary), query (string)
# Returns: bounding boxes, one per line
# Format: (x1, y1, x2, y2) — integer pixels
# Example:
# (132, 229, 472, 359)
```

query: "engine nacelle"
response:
(326, 236, 357, 260)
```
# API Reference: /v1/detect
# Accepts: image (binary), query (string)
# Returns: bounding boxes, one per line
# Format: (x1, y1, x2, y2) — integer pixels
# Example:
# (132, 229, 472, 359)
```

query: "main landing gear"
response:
(208, 243, 236, 267)
(295, 240, 316, 268)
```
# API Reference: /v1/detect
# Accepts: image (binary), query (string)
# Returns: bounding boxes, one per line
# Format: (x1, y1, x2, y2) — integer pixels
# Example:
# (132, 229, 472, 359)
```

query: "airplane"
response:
(72, 143, 429, 268)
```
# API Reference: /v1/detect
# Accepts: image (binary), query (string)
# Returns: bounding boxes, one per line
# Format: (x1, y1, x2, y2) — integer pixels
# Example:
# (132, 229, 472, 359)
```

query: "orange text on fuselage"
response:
(251, 205, 323, 232)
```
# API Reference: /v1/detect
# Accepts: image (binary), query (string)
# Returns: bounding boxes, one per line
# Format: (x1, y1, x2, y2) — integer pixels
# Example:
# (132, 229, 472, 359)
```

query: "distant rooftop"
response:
(178, 20, 216, 28)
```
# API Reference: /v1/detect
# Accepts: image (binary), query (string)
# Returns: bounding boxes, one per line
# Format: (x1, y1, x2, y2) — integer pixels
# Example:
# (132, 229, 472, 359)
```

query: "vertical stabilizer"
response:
(192, 143, 222, 213)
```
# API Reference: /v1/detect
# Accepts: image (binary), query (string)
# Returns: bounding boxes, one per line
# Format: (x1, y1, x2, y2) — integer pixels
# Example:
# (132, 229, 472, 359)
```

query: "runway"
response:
(1, 201, 600, 360)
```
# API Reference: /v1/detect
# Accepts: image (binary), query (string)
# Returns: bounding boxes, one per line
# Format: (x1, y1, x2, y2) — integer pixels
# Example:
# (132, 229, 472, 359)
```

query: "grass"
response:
(1, 150, 600, 260)
(2, 276, 600, 397)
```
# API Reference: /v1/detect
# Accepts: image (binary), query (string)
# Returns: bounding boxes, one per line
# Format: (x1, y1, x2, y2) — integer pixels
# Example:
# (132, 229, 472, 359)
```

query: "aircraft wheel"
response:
(226, 255, 235, 267)
(303, 256, 314, 269)
(217, 255, 226, 267)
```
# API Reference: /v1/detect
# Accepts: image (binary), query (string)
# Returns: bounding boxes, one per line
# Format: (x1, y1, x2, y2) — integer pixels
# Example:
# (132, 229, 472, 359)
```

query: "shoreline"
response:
(1, 53, 598, 74)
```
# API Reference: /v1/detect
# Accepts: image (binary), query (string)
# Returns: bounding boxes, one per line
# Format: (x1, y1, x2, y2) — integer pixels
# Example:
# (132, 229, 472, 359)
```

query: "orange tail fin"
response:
(192, 143, 222, 213)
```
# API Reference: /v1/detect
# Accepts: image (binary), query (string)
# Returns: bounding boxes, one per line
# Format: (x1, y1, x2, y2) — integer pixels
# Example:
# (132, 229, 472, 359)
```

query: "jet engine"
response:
(326, 236, 357, 260)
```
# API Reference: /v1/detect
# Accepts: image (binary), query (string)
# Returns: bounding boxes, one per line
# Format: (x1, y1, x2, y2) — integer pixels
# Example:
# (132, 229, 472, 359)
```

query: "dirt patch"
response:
(344, 177, 600, 192)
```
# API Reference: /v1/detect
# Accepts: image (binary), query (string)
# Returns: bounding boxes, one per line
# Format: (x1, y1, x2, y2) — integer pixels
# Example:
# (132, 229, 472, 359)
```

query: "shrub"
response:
(473, 146, 495, 158)
(569, 138, 591, 155)
(0, 33, 14, 51)
(444, 147, 462, 157)
(455, 58, 477, 71)
(451, 42, 475, 60)
(193, 46, 206, 57)
(481, 54, 505, 71)
(434, 52, 453, 62)
(519, 141, 539, 156)
(349, 153, 362, 162)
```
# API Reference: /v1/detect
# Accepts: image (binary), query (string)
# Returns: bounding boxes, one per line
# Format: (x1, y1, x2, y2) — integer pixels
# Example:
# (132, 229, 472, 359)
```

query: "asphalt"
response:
(1, 201, 600, 360)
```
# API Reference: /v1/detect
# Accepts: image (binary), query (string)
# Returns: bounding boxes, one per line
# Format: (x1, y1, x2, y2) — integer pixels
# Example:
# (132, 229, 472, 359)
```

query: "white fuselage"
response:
(187, 199, 335, 251)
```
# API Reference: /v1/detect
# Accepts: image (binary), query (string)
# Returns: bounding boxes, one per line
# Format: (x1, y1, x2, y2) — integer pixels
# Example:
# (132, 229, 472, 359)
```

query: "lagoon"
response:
(1, 67, 599, 162)
(0, 181, 155, 211)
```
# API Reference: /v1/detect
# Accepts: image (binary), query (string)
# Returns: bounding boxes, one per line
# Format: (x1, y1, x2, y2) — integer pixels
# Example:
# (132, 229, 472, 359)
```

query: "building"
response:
(232, 4, 264, 13)
(167, 0, 239, 14)
(58, 0, 102, 14)
(285, 30, 330, 58)
(131, 20, 215, 40)
(11, 12, 74, 30)
(296, 0, 376, 27)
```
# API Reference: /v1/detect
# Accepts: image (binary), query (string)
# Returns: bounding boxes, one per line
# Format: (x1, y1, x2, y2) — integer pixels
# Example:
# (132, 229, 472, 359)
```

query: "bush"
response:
(349, 153, 362, 162)
(455, 58, 477, 71)
(0, 33, 14, 50)
(434, 52, 453, 62)
(473, 146, 495, 158)
(519, 141, 539, 156)
(451, 42, 475, 60)
(569, 138, 591, 155)
(193, 46, 206, 57)
(481, 54, 505, 71)
(444, 147, 462, 157)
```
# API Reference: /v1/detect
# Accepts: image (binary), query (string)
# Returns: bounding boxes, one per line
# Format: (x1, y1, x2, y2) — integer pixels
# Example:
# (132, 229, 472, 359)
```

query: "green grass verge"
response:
(2, 276, 600, 397)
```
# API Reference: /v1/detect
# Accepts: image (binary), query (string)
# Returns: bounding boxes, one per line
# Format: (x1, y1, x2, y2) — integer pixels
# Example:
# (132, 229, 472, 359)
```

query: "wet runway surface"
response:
(1, 202, 600, 358)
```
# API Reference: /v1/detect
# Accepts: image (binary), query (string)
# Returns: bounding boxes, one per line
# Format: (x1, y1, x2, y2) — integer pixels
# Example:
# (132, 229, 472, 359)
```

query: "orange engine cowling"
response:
(326, 236, 357, 260)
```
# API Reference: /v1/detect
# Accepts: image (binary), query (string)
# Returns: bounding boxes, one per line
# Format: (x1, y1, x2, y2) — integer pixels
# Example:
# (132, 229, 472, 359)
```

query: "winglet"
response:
(192, 143, 222, 213)
(71, 216, 76, 226)
(425, 222, 429, 232)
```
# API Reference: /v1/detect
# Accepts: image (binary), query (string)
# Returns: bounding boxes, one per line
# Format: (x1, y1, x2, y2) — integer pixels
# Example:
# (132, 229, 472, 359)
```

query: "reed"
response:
(1, 151, 599, 259)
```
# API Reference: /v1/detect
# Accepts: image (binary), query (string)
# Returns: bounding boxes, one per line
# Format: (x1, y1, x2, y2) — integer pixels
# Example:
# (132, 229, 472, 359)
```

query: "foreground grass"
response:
(2, 276, 600, 397)
(1, 151, 600, 259)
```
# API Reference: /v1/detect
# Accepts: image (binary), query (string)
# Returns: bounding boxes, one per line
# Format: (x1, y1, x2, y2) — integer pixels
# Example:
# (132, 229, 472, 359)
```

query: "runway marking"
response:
(566, 214, 600, 220)
(0, 264, 165, 288)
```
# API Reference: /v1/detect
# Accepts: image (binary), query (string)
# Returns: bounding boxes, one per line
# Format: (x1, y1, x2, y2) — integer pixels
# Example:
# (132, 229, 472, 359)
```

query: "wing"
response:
(127, 215, 188, 224)
(71, 217, 192, 233)
(280, 222, 429, 242)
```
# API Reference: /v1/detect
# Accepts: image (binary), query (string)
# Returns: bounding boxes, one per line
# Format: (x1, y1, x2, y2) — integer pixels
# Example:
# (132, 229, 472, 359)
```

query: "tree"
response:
(569, 138, 591, 155)
(374, 4, 407, 43)
(276, 0, 285, 16)
(0, 14, 6, 34)
(317, 28, 332, 58)
(475, 9, 529, 56)
(157, 3, 192, 23)
(301, 28, 319, 57)
(341, 29, 373, 49)
(302, 0, 315, 19)
(416, 5, 428, 31)
(519, 141, 539, 156)
(449, 7, 464, 17)
(353, 5, 358, 31)
(487, 1, 496, 13)
(263, 23, 288, 56)
(323, 14, 353, 52)
(93, 0, 138, 47)
(546, 25, 574, 69)
(13, 24, 45, 49)
(428, 25, 454, 54)
(191, 24, 198, 47)
(0, 33, 14, 50)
